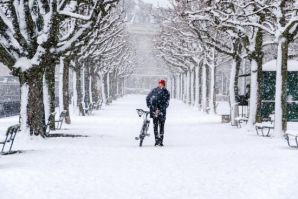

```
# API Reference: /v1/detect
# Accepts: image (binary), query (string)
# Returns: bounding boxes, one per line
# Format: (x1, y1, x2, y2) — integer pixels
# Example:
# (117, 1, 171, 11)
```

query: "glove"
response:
(154, 109, 160, 118)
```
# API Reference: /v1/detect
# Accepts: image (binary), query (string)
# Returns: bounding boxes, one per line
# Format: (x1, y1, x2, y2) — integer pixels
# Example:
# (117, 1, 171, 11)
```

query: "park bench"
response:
(221, 114, 231, 123)
(255, 114, 275, 137)
(216, 101, 231, 123)
(283, 119, 298, 148)
(284, 130, 298, 148)
(45, 112, 57, 135)
(55, 110, 67, 130)
(81, 102, 95, 115)
(44, 111, 66, 137)
(255, 121, 274, 137)
(107, 97, 113, 105)
(0, 124, 20, 154)
(89, 103, 96, 115)
(235, 116, 248, 128)
(81, 102, 89, 115)
(94, 99, 103, 110)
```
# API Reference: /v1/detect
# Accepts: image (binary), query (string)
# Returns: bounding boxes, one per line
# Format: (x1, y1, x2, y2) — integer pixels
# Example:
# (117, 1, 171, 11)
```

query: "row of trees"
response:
(156, 0, 298, 134)
(0, 0, 135, 136)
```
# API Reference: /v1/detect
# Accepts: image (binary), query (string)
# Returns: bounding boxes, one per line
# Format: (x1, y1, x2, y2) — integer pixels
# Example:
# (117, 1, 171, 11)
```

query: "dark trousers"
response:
(153, 117, 165, 143)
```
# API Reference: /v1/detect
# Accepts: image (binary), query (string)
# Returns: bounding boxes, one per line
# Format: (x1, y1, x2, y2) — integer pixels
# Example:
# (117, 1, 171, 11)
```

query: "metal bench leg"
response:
(285, 135, 291, 147)
(1, 143, 6, 153)
(237, 121, 241, 128)
(265, 128, 271, 137)
(46, 126, 51, 134)
(59, 121, 63, 129)
(255, 127, 260, 136)
(284, 135, 298, 148)
(1, 136, 9, 153)
(261, 128, 265, 136)
(295, 136, 298, 147)
(56, 122, 60, 130)
(8, 133, 17, 153)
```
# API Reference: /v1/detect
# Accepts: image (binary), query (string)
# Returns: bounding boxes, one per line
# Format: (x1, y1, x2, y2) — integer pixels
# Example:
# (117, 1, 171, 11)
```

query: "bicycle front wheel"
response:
(139, 137, 144, 147)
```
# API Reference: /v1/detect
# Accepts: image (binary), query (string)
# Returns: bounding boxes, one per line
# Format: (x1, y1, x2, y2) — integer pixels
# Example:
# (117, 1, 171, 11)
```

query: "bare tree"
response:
(0, 0, 118, 136)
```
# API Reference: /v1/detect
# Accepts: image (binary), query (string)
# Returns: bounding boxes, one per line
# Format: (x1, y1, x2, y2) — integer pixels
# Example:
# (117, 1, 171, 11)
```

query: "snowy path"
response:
(1, 95, 298, 199)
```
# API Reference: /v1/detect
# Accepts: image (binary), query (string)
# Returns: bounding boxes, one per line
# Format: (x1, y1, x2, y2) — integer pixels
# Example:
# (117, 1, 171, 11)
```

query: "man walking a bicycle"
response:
(146, 80, 170, 147)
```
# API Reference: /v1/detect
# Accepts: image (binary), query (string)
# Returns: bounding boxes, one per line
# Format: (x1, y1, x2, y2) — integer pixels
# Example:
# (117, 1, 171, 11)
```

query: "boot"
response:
(159, 140, 164, 147)
(155, 139, 160, 146)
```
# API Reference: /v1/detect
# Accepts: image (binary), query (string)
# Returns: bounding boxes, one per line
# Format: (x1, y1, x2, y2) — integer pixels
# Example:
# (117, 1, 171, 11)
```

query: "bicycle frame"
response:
(135, 109, 150, 147)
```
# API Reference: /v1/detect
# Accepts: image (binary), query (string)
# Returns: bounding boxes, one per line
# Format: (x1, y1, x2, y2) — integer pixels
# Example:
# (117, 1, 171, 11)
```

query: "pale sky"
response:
(142, 0, 171, 8)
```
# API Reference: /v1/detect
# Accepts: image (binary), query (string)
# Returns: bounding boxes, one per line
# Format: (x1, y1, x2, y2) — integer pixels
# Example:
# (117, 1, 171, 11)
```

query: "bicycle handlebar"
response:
(136, 109, 150, 117)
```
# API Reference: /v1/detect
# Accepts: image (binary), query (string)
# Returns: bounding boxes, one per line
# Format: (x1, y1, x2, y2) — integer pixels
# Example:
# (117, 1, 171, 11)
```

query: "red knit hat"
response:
(159, 80, 166, 86)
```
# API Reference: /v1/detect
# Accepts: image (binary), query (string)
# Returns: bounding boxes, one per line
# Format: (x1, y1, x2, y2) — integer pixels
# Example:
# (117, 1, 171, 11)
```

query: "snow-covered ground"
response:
(1, 95, 298, 199)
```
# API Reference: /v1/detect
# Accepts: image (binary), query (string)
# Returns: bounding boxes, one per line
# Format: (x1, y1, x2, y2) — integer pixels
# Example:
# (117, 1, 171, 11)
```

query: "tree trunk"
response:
(209, 65, 216, 114)
(190, 69, 195, 106)
(230, 56, 241, 125)
(186, 70, 191, 105)
(183, 73, 187, 103)
(76, 68, 85, 116)
(44, 64, 56, 130)
(116, 76, 120, 97)
(103, 72, 109, 104)
(43, 75, 50, 129)
(176, 75, 179, 100)
(117, 77, 122, 97)
(122, 78, 125, 96)
(89, 73, 93, 104)
(72, 68, 78, 114)
(106, 72, 110, 102)
(19, 80, 29, 132)
(195, 66, 200, 109)
(98, 72, 107, 104)
(92, 72, 99, 102)
(173, 76, 176, 99)
(202, 63, 207, 112)
(249, 27, 264, 126)
(26, 68, 46, 136)
(176, 74, 180, 99)
(256, 54, 264, 124)
(248, 59, 258, 126)
(81, 68, 86, 106)
(180, 74, 183, 100)
(274, 37, 289, 134)
(59, 57, 64, 113)
(111, 71, 117, 99)
(63, 58, 71, 124)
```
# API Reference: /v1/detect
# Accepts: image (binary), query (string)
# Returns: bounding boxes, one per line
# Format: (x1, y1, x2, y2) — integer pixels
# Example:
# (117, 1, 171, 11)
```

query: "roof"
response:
(263, 60, 298, 71)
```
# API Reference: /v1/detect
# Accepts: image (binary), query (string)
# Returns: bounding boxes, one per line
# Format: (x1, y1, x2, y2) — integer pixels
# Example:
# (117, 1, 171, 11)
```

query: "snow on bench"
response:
(284, 130, 298, 148)
(235, 117, 248, 128)
(255, 122, 274, 137)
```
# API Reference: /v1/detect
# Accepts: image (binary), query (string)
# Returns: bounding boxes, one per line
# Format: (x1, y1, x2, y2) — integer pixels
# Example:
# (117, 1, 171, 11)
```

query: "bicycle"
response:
(135, 109, 150, 147)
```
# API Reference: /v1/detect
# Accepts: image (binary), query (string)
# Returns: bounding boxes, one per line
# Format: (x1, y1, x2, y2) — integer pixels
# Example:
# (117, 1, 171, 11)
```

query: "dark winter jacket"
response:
(146, 87, 170, 120)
